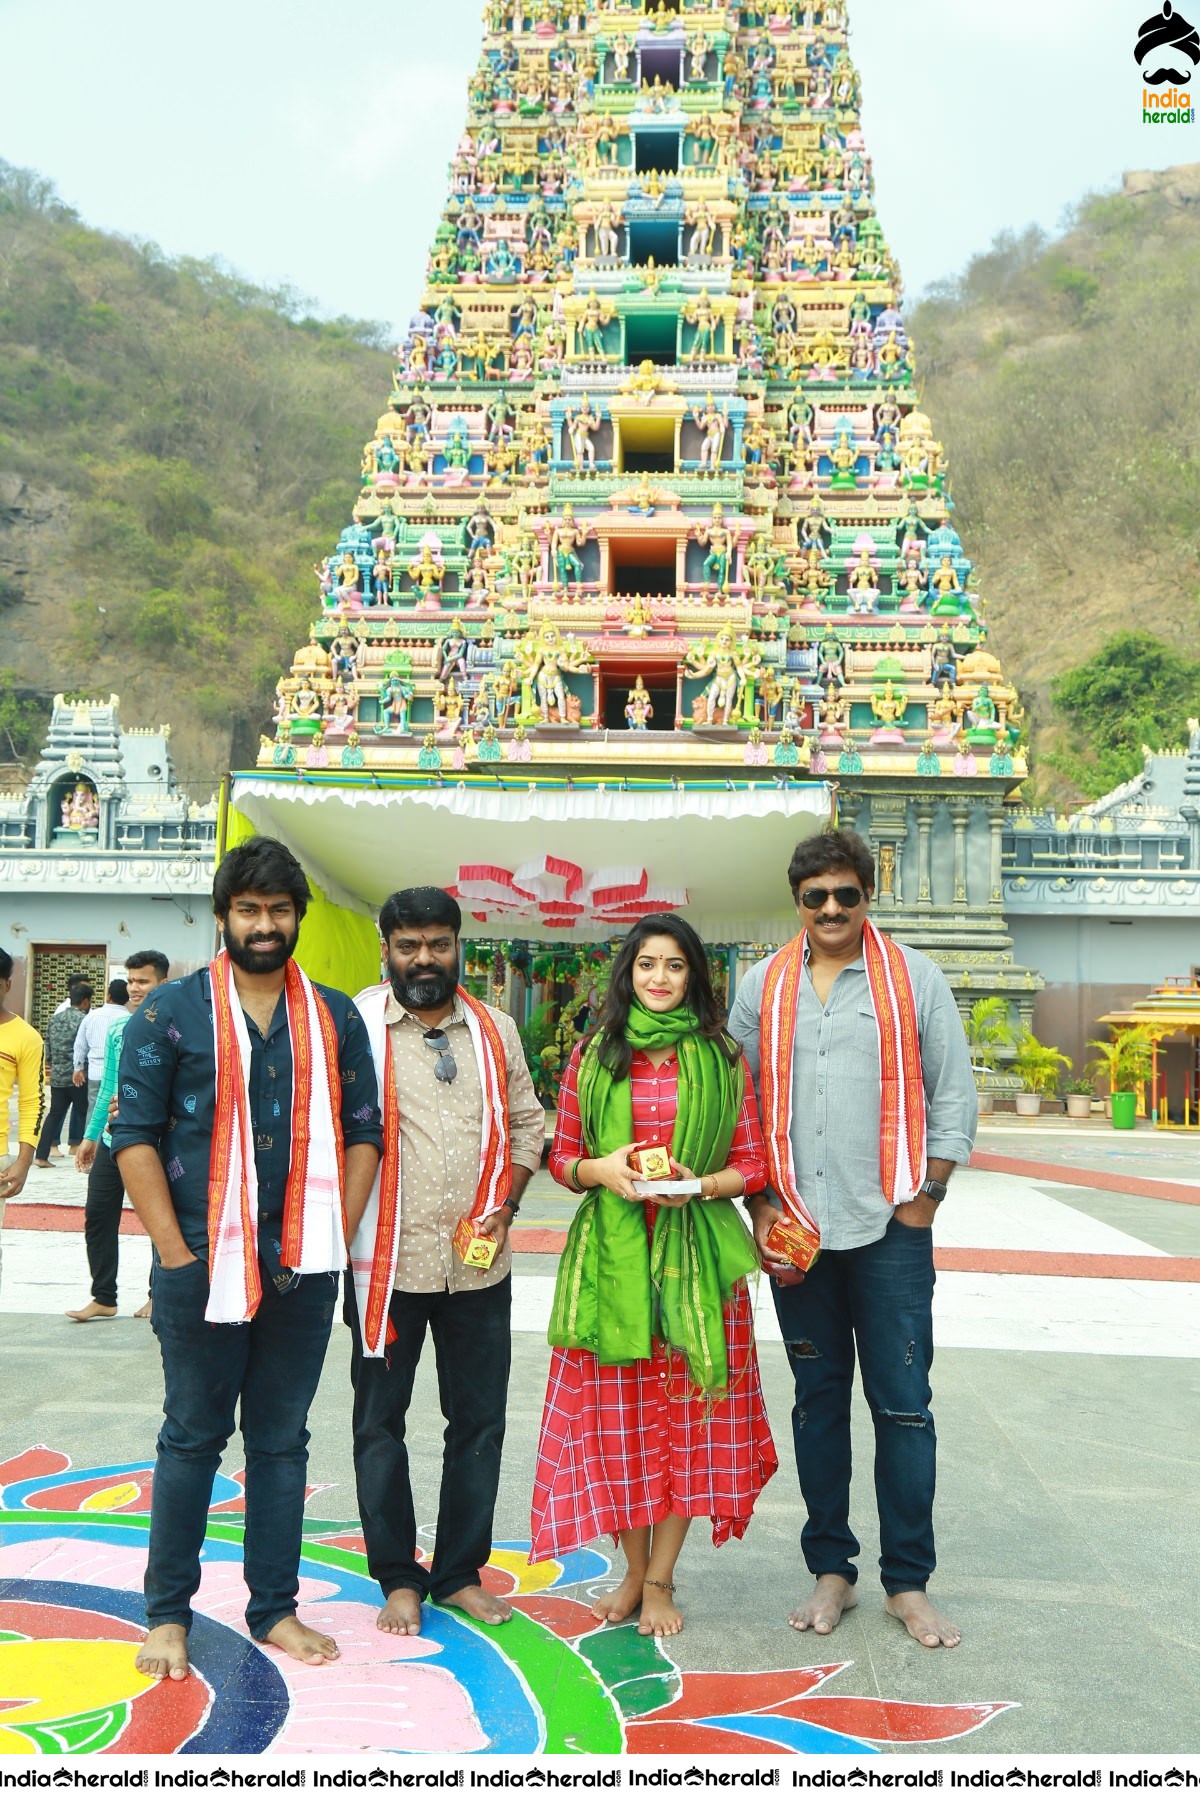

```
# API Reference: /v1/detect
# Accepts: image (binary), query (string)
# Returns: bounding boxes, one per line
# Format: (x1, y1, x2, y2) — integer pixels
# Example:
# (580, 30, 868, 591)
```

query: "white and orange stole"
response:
(350, 984, 513, 1357)
(759, 921, 926, 1263)
(207, 952, 346, 1325)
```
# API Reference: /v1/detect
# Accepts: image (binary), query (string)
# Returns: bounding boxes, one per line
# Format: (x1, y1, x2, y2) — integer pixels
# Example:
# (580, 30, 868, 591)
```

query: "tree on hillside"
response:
(1048, 633, 1200, 795)
(0, 670, 48, 763)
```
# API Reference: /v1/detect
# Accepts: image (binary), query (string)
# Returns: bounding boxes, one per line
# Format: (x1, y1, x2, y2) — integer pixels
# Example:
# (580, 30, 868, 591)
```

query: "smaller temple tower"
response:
(0, 695, 217, 1039)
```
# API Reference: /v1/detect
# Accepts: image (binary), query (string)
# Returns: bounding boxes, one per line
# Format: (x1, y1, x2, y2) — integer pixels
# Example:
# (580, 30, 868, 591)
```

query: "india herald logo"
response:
(1136, 1, 1199, 81)
(1137, 1, 1198, 118)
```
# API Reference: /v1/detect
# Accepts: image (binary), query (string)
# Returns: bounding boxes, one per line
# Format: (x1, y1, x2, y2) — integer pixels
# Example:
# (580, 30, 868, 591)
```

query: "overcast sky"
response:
(1, 0, 1191, 336)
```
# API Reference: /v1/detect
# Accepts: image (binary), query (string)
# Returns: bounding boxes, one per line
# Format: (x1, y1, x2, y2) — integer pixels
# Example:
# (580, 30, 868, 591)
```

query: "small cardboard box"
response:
(765, 1214, 821, 1273)
(453, 1216, 498, 1269)
(629, 1144, 673, 1181)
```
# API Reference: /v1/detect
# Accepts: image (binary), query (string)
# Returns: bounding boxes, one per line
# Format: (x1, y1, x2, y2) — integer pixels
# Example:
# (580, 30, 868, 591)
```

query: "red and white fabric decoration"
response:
(448, 857, 687, 928)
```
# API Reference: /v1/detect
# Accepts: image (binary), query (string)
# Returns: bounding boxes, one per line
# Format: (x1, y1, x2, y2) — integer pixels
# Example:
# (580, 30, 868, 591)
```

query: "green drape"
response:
(549, 1002, 758, 1393)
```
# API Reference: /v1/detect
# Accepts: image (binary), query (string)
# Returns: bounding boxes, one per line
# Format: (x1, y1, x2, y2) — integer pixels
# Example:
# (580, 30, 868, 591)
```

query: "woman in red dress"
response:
(531, 914, 777, 1636)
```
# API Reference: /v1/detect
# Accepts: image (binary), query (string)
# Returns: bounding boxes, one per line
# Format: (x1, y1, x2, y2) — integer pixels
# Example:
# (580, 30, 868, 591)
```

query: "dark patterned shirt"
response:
(45, 1005, 87, 1087)
(110, 966, 382, 1278)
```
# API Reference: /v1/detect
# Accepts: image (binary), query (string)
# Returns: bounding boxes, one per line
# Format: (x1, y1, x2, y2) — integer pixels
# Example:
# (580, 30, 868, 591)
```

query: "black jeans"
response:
(771, 1215, 938, 1596)
(348, 1274, 511, 1604)
(146, 1257, 338, 1639)
(84, 1141, 127, 1307)
(36, 1084, 88, 1159)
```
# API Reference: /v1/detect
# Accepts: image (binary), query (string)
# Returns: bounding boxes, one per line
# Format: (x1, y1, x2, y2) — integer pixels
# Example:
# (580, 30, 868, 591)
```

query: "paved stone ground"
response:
(1, 1127, 1198, 1755)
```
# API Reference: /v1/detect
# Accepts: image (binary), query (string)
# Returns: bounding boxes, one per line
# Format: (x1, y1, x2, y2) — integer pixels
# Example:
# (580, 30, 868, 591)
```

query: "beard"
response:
(390, 963, 458, 1011)
(223, 922, 298, 974)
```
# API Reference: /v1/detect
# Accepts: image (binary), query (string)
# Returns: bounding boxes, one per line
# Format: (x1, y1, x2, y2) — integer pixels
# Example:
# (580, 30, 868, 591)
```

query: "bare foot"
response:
(440, 1584, 512, 1625)
(65, 1301, 118, 1322)
(264, 1614, 340, 1664)
(377, 1588, 423, 1635)
(591, 1569, 646, 1625)
(884, 1590, 960, 1648)
(134, 1299, 153, 1320)
(788, 1573, 859, 1635)
(136, 1623, 189, 1681)
(638, 1580, 682, 1637)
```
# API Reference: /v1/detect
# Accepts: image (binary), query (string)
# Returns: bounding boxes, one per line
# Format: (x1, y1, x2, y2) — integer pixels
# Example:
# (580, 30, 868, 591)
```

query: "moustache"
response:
(1142, 63, 1192, 81)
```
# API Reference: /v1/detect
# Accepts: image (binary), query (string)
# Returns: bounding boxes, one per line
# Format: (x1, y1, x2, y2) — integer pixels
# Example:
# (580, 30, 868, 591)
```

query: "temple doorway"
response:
(27, 943, 108, 1042)
(597, 659, 677, 731)
(602, 679, 676, 731)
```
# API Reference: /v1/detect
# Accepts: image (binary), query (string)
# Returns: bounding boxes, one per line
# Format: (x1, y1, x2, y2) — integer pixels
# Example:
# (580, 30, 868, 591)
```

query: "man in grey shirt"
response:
(728, 829, 976, 1650)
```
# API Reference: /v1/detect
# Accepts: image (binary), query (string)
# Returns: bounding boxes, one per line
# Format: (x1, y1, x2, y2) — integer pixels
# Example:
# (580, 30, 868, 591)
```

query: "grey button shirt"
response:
(727, 935, 978, 1251)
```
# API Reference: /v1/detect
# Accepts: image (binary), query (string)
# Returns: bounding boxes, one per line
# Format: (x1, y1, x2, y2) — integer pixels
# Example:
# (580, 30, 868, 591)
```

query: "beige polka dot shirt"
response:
(385, 992, 545, 1293)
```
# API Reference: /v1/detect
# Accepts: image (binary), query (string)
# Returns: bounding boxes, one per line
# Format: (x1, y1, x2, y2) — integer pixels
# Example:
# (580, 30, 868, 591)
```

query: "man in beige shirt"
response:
(347, 887, 544, 1637)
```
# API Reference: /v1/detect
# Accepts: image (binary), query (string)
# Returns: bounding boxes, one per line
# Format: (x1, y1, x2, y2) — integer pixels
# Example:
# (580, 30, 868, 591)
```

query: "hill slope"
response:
(909, 163, 1200, 797)
(0, 161, 390, 785)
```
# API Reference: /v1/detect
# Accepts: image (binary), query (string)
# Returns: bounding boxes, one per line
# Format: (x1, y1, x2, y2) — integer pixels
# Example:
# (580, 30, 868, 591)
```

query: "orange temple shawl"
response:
(349, 983, 512, 1357)
(206, 952, 346, 1325)
(758, 921, 926, 1263)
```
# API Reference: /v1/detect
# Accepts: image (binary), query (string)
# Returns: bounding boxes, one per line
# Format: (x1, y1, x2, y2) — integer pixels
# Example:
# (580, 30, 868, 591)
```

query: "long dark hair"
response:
(587, 913, 739, 1081)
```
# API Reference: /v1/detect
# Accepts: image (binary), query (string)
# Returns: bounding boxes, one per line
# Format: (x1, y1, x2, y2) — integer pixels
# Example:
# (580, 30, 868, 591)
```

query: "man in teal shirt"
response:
(66, 950, 169, 1322)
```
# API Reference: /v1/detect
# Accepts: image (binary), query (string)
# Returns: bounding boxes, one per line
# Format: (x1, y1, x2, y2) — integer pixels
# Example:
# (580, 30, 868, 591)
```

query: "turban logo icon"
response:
(1135, 0, 1200, 82)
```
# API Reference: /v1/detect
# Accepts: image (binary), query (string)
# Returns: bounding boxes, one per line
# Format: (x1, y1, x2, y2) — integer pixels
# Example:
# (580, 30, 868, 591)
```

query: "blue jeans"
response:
(146, 1256, 338, 1639)
(771, 1216, 937, 1595)
(347, 1275, 511, 1604)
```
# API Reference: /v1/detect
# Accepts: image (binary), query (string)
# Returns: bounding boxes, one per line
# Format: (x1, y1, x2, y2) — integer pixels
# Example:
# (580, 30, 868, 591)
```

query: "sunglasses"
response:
(800, 885, 866, 910)
(422, 1027, 457, 1084)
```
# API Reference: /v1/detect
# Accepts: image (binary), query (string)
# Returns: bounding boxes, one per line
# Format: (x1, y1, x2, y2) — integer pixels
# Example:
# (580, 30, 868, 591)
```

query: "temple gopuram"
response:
(234, 0, 1040, 1064)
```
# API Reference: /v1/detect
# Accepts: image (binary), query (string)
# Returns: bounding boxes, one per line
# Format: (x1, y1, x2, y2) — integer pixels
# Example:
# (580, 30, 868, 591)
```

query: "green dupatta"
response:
(548, 999, 758, 1393)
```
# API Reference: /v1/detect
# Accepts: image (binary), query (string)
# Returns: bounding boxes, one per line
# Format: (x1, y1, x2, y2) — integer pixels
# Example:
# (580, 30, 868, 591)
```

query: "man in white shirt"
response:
(73, 979, 129, 1111)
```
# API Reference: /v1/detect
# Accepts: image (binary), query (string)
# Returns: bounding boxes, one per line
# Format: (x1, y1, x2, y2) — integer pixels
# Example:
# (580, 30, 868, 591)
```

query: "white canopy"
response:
(230, 774, 834, 943)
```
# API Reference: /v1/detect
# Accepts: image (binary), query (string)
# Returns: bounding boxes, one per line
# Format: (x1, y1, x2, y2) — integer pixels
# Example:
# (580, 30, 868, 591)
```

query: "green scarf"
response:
(548, 1000, 758, 1393)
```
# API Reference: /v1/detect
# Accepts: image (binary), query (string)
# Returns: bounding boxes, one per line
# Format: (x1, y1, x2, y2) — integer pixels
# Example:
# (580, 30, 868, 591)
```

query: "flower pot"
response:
(1014, 1093, 1042, 1117)
(1110, 1091, 1137, 1131)
(1064, 1094, 1093, 1119)
(976, 1091, 994, 1116)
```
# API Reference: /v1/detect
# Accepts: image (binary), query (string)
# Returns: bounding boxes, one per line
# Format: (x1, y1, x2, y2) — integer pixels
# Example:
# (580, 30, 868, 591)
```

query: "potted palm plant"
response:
(1011, 1030, 1071, 1116)
(1085, 1026, 1155, 1130)
(966, 996, 1011, 1117)
(1062, 1077, 1095, 1121)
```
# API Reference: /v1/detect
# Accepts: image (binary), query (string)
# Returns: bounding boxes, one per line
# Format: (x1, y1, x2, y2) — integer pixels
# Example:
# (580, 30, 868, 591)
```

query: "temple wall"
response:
(1, 893, 213, 1024)
(1010, 915, 1200, 1070)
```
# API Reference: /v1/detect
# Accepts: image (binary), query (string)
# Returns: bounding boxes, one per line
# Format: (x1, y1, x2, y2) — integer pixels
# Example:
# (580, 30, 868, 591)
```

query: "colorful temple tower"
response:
(242, 0, 1039, 1040)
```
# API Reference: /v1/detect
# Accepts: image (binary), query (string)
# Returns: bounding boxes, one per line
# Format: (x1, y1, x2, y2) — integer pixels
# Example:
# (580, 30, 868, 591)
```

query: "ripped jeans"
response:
(771, 1215, 936, 1594)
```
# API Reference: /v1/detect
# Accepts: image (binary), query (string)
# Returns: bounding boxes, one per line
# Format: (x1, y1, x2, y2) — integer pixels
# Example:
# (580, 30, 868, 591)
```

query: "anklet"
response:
(643, 1578, 676, 1593)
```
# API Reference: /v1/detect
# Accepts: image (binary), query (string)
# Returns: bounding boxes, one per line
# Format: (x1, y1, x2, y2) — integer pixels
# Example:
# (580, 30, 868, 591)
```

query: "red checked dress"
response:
(530, 1040, 778, 1559)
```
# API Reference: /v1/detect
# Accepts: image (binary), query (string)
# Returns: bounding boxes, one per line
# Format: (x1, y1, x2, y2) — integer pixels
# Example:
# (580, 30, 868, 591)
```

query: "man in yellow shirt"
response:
(0, 946, 45, 1282)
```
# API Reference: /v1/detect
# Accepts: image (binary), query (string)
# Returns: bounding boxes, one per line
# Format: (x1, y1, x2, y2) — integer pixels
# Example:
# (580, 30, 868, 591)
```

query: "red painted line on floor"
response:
(933, 1248, 1200, 1282)
(6, 1205, 146, 1235)
(509, 1226, 569, 1254)
(970, 1149, 1200, 1206)
(8, 1208, 568, 1254)
(514, 1234, 1200, 1281)
(10, 1214, 1194, 1282)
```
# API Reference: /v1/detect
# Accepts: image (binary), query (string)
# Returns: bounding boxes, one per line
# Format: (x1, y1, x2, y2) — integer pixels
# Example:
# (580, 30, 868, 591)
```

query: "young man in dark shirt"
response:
(113, 836, 382, 1681)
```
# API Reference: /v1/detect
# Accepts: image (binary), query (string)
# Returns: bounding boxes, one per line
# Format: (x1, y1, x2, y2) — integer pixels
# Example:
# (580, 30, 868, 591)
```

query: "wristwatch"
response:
(503, 1197, 521, 1217)
(921, 1178, 949, 1206)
